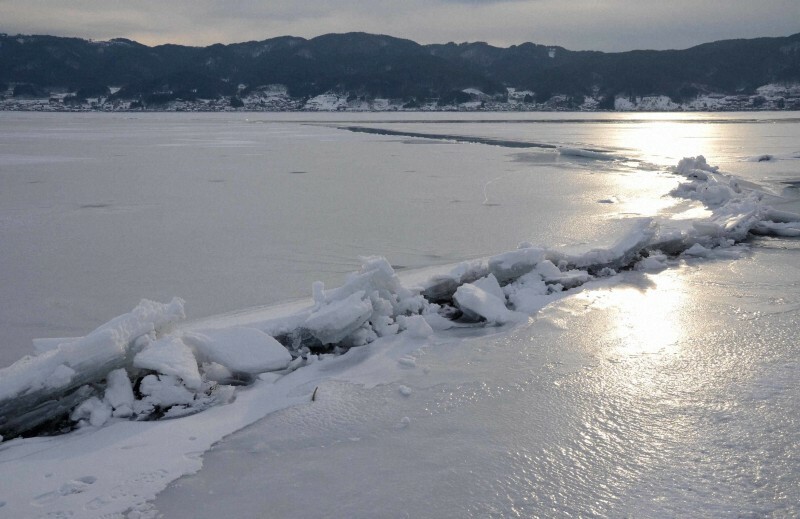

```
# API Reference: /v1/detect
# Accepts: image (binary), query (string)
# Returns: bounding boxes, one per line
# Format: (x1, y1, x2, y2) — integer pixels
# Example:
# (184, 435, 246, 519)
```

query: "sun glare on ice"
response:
(615, 117, 720, 166)
(580, 272, 686, 358)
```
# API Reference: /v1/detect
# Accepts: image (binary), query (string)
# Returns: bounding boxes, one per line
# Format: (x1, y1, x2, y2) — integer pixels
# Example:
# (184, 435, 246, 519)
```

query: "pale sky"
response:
(1, 0, 798, 51)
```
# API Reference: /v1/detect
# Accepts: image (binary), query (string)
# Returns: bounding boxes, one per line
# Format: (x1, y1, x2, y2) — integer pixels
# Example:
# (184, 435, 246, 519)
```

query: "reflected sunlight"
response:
(601, 118, 722, 218)
(616, 184, 677, 217)
(583, 271, 686, 357)
(615, 119, 720, 166)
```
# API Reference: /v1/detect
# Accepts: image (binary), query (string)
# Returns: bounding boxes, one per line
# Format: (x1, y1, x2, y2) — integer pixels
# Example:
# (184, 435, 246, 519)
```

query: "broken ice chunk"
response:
(71, 396, 113, 428)
(133, 337, 202, 390)
(470, 273, 505, 301)
(323, 257, 412, 304)
(674, 155, 719, 176)
(104, 368, 135, 418)
(535, 260, 592, 289)
(454, 282, 515, 324)
(137, 374, 196, 410)
(635, 253, 668, 272)
(752, 220, 800, 237)
(397, 315, 434, 339)
(488, 247, 545, 283)
(183, 327, 292, 374)
(303, 290, 373, 344)
(201, 362, 234, 383)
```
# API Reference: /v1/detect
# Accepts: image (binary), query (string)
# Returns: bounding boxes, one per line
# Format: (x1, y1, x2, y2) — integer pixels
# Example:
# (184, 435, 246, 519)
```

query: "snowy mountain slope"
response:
(2, 31, 800, 110)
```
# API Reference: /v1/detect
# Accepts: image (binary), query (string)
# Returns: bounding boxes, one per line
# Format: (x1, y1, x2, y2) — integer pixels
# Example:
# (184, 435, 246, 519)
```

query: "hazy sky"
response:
(2, 0, 798, 51)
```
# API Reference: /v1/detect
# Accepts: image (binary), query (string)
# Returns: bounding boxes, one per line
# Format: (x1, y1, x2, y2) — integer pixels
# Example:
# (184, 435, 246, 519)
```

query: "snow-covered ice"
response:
(183, 327, 291, 374)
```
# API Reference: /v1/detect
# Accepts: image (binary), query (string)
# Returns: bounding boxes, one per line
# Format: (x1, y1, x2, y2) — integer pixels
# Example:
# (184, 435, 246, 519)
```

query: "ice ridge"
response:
(1, 156, 798, 440)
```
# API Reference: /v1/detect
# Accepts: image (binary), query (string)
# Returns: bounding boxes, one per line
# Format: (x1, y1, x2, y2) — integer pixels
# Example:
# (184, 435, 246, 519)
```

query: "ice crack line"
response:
(482, 173, 513, 206)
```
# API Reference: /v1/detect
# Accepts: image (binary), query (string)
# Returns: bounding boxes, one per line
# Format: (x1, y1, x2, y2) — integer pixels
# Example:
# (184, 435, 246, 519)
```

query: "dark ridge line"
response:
(341, 126, 556, 149)
(340, 125, 621, 154)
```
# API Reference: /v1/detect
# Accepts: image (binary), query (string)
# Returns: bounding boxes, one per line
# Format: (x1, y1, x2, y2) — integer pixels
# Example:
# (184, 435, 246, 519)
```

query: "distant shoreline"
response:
(2, 103, 797, 113)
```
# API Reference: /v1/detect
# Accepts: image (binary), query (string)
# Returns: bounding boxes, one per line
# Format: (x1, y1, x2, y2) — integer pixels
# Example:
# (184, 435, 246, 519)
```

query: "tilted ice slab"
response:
(454, 273, 520, 324)
(183, 327, 292, 375)
(0, 156, 799, 517)
(0, 298, 185, 438)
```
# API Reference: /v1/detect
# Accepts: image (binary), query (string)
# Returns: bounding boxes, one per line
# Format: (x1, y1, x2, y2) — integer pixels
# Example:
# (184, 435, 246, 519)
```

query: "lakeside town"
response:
(3, 82, 799, 112)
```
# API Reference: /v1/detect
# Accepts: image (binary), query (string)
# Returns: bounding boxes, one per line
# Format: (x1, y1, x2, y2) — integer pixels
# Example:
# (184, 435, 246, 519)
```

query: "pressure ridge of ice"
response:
(1, 156, 799, 440)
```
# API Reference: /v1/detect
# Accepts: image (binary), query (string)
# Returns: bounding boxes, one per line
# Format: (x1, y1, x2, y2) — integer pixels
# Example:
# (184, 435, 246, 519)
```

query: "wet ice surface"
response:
(154, 243, 800, 518)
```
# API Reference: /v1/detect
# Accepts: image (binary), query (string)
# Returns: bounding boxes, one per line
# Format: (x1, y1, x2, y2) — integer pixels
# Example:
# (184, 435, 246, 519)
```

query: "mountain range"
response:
(1, 31, 799, 110)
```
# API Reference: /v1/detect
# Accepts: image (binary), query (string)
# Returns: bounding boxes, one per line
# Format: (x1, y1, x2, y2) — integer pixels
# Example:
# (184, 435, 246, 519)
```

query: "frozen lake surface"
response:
(3, 112, 798, 367)
(0, 112, 799, 518)
(0, 112, 672, 366)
